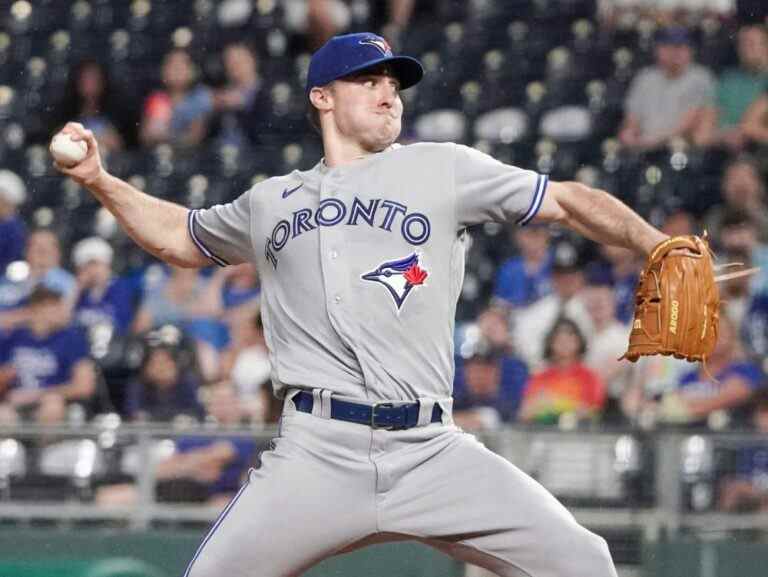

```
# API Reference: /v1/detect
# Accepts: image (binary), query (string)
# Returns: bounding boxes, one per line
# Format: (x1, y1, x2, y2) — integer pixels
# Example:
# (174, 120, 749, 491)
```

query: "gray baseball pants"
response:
(183, 390, 617, 577)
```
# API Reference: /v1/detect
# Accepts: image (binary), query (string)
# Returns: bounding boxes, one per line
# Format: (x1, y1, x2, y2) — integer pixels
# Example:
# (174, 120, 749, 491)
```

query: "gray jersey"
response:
(190, 142, 547, 401)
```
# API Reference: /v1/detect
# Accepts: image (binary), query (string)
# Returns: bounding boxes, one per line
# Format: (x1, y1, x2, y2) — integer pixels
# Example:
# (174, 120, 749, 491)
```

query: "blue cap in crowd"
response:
(306, 32, 424, 94)
(655, 26, 691, 45)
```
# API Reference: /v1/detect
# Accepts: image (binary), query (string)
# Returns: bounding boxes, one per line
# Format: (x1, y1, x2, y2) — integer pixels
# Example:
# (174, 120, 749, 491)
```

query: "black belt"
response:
(292, 391, 443, 430)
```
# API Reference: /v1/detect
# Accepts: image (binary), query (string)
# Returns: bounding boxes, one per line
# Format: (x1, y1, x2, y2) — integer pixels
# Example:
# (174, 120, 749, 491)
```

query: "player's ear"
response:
(309, 86, 333, 113)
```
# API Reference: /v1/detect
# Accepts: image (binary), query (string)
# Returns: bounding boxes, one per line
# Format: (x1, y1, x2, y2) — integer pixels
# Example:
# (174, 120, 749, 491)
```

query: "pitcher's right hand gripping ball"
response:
(621, 235, 719, 363)
(50, 122, 103, 187)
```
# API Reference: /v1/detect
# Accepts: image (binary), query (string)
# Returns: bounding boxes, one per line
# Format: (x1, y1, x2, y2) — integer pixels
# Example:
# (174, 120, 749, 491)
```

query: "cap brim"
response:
(336, 55, 424, 90)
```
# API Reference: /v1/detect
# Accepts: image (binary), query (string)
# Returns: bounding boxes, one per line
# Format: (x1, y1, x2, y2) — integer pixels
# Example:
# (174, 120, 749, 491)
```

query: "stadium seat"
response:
(539, 105, 592, 142)
(527, 435, 629, 505)
(36, 438, 107, 500)
(0, 438, 26, 500)
(680, 435, 715, 512)
(413, 109, 466, 143)
(473, 107, 529, 144)
(120, 439, 177, 478)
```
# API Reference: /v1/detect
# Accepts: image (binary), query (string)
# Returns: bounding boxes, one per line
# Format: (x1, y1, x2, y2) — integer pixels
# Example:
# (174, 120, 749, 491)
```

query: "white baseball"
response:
(50, 132, 88, 167)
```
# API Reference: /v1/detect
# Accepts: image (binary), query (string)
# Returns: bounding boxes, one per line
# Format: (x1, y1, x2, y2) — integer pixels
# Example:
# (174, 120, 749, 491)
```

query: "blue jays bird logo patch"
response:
(361, 253, 428, 311)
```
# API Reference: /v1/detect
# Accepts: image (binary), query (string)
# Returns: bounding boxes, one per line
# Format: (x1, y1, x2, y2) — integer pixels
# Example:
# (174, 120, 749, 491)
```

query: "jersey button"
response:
(330, 250, 338, 259)
(334, 294, 342, 304)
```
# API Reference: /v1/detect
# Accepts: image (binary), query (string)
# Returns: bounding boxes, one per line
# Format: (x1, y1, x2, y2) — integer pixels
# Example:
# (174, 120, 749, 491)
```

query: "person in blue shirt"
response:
(0, 286, 96, 424)
(743, 292, 768, 364)
(0, 170, 27, 275)
(123, 325, 204, 422)
(205, 263, 261, 354)
(72, 236, 138, 335)
(587, 244, 641, 325)
(139, 49, 213, 148)
(170, 382, 258, 507)
(96, 382, 256, 508)
(0, 229, 77, 333)
(660, 317, 764, 427)
(719, 390, 768, 512)
(493, 223, 553, 307)
(453, 309, 529, 428)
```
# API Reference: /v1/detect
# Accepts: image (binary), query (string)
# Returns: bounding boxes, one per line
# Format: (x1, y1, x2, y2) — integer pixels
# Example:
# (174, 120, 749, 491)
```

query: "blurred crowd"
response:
(0, 0, 768, 510)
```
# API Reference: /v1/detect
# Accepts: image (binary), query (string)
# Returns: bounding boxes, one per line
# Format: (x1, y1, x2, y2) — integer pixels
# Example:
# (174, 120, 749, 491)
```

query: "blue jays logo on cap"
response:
(361, 252, 429, 311)
(359, 37, 392, 56)
(306, 32, 423, 94)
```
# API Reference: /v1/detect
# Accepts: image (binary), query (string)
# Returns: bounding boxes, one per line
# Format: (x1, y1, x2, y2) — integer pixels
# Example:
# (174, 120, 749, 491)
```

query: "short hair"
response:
(306, 102, 321, 134)
(720, 207, 755, 230)
(542, 317, 588, 362)
(27, 285, 63, 306)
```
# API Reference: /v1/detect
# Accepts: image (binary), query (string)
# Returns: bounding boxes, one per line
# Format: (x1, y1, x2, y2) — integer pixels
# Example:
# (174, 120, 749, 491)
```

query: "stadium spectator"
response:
(378, 0, 417, 49)
(493, 224, 553, 308)
(518, 318, 605, 424)
(661, 209, 696, 237)
(123, 325, 204, 422)
(656, 316, 763, 426)
(132, 265, 227, 381)
(700, 25, 768, 152)
(703, 156, 768, 243)
(620, 355, 691, 425)
(51, 59, 133, 154)
(288, 0, 417, 50)
(511, 241, 592, 369)
(0, 229, 76, 331)
(206, 262, 261, 346)
(599, 1, 738, 25)
(453, 312, 529, 429)
(618, 27, 716, 151)
(0, 170, 27, 275)
(213, 42, 267, 147)
(453, 354, 528, 430)
(590, 244, 641, 325)
(583, 271, 632, 422)
(719, 390, 768, 512)
(98, 382, 256, 507)
(0, 286, 96, 425)
(718, 208, 768, 297)
(218, 311, 271, 423)
(139, 49, 213, 148)
(742, 293, 768, 366)
(71, 237, 137, 335)
(740, 87, 768, 146)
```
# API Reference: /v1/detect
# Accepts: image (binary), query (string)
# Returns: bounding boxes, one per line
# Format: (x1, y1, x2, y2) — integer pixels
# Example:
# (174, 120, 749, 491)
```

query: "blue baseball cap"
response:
(306, 32, 424, 95)
(655, 26, 691, 45)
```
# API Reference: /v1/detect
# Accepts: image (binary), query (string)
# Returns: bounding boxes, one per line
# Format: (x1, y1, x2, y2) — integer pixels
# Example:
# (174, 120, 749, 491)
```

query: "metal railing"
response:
(0, 423, 766, 539)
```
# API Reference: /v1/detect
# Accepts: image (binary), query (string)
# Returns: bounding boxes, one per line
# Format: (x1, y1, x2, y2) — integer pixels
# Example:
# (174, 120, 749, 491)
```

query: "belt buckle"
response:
(370, 402, 396, 430)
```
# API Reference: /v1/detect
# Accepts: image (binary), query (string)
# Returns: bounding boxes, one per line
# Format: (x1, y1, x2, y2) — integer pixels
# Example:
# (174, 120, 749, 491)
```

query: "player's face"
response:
(330, 70, 403, 151)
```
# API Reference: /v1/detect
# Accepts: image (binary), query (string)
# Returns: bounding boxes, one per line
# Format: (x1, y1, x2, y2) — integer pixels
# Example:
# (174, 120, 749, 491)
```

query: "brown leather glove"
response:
(621, 235, 719, 363)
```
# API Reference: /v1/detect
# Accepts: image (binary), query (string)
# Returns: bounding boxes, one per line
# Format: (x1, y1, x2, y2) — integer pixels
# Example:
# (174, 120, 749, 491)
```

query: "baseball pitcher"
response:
(55, 32, 682, 577)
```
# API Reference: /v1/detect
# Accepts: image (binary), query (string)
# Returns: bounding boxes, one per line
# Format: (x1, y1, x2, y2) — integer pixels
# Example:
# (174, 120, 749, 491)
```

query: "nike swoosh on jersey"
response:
(282, 183, 303, 198)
